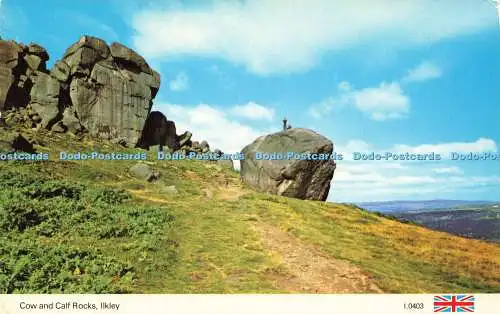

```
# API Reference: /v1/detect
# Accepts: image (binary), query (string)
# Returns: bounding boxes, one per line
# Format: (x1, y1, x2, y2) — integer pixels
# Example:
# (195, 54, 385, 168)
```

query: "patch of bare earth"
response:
(217, 185, 247, 201)
(254, 222, 383, 293)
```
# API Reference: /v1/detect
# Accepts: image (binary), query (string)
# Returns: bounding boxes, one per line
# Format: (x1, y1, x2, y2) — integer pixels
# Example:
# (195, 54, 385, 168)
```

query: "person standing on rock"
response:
(282, 117, 292, 131)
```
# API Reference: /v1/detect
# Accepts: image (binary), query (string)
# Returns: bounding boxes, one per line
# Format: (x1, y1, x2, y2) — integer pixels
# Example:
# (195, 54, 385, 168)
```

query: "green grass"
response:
(1, 128, 500, 293)
(0, 165, 177, 293)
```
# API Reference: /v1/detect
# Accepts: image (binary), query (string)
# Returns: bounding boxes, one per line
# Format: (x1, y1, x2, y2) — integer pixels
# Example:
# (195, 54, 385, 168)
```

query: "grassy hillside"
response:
(1, 128, 500, 293)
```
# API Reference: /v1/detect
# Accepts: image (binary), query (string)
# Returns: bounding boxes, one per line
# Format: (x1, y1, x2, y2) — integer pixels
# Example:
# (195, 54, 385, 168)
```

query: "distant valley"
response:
(355, 200, 500, 243)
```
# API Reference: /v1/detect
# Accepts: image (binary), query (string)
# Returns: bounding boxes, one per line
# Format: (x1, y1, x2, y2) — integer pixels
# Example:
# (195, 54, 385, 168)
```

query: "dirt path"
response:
(217, 185, 247, 201)
(130, 184, 382, 293)
(253, 222, 383, 293)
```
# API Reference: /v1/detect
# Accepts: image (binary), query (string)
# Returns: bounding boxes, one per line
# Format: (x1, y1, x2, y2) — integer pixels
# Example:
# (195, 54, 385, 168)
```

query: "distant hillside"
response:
(1, 128, 500, 293)
(355, 200, 497, 213)
(389, 203, 500, 243)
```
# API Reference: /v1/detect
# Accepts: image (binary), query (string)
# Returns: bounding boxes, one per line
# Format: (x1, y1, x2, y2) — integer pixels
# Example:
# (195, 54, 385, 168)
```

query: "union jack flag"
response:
(433, 295, 475, 312)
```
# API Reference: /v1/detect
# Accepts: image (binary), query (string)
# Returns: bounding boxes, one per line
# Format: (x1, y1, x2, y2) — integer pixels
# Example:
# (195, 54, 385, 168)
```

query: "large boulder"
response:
(0, 36, 162, 147)
(240, 128, 336, 201)
(62, 35, 160, 146)
(137, 111, 178, 151)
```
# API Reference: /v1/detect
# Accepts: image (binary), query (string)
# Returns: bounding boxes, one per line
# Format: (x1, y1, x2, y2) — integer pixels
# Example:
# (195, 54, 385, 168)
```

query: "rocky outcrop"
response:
(240, 128, 336, 201)
(62, 36, 160, 146)
(0, 40, 49, 112)
(137, 110, 224, 157)
(0, 36, 224, 156)
(0, 35, 160, 147)
(137, 111, 178, 151)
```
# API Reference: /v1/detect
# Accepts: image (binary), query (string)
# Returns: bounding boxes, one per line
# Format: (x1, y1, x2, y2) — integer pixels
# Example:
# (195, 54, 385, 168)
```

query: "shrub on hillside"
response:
(0, 236, 134, 293)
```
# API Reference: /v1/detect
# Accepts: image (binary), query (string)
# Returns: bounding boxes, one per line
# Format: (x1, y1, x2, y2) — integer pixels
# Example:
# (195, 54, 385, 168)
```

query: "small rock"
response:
(51, 121, 66, 133)
(178, 131, 192, 147)
(31, 114, 42, 123)
(62, 108, 82, 134)
(199, 140, 209, 151)
(110, 137, 128, 147)
(0, 133, 35, 153)
(129, 163, 159, 182)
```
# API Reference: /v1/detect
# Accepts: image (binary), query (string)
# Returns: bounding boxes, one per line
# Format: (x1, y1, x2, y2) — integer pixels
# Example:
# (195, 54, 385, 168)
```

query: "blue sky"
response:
(1, 0, 499, 202)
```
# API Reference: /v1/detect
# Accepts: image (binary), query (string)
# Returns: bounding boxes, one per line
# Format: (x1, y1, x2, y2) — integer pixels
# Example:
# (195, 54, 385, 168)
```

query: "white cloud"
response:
(169, 71, 189, 91)
(329, 138, 499, 202)
(131, 0, 494, 75)
(331, 161, 500, 202)
(336, 138, 498, 160)
(350, 82, 410, 121)
(432, 166, 463, 174)
(402, 61, 443, 83)
(229, 102, 274, 121)
(310, 81, 410, 121)
(336, 139, 374, 155)
(158, 103, 277, 171)
(158, 103, 267, 154)
(393, 138, 498, 155)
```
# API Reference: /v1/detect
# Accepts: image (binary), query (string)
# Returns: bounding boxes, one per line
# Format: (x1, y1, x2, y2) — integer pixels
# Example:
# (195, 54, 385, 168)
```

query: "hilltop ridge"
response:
(0, 127, 499, 293)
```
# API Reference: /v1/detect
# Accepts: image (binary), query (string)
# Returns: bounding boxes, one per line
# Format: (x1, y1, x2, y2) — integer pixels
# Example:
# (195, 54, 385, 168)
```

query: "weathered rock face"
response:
(0, 36, 224, 154)
(29, 72, 61, 128)
(0, 35, 160, 147)
(240, 128, 336, 201)
(0, 132, 36, 153)
(137, 111, 178, 151)
(62, 36, 160, 146)
(0, 40, 48, 112)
